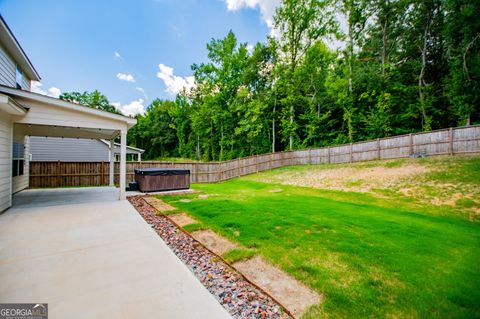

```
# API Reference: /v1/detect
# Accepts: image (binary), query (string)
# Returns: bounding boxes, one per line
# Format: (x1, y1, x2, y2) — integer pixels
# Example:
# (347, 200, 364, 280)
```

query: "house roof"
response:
(0, 84, 137, 128)
(0, 15, 40, 81)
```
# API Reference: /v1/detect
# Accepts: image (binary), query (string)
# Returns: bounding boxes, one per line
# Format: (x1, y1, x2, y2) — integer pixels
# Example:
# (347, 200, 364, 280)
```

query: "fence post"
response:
(377, 138, 381, 160)
(350, 143, 353, 163)
(308, 149, 312, 164)
(449, 127, 454, 155)
(195, 163, 199, 183)
(409, 133, 413, 156)
(56, 160, 61, 187)
(327, 146, 331, 164)
(101, 161, 104, 185)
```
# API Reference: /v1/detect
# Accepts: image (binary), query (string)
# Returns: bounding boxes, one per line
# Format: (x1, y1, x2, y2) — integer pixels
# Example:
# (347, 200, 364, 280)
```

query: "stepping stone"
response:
(190, 230, 237, 255)
(143, 197, 176, 212)
(169, 213, 197, 227)
(233, 256, 321, 318)
(269, 188, 283, 193)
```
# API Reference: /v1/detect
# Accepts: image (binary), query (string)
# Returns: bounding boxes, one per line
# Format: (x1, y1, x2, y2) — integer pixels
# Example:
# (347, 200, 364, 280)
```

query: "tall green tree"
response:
(59, 90, 122, 115)
(274, 0, 336, 149)
(124, 0, 480, 162)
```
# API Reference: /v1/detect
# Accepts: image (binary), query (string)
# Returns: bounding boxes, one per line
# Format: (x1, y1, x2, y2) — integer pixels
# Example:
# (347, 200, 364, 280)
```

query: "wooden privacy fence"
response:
(29, 124, 480, 188)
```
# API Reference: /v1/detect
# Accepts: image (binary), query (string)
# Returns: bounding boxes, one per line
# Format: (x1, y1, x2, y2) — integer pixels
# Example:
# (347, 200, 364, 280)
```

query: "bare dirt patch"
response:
(143, 196, 176, 212)
(190, 230, 238, 255)
(169, 213, 198, 227)
(233, 256, 321, 318)
(261, 164, 429, 193)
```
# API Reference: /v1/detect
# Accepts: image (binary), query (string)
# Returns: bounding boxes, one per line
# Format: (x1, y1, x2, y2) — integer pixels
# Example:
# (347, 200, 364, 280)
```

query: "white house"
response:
(0, 15, 136, 212)
(29, 137, 144, 162)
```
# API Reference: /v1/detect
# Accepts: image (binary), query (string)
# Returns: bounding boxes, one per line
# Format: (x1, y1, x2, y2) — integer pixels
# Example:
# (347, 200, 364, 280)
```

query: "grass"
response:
(243, 155, 480, 221)
(182, 223, 207, 232)
(161, 157, 480, 318)
(222, 248, 256, 264)
(153, 156, 204, 162)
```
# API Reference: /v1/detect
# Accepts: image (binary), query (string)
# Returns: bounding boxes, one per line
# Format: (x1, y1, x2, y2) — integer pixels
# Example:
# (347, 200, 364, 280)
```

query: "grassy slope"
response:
(244, 155, 480, 221)
(161, 156, 480, 318)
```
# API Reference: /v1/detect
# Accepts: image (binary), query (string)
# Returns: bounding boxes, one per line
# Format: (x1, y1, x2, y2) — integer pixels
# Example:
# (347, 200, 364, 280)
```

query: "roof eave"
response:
(0, 93, 27, 115)
(0, 85, 137, 127)
(0, 15, 41, 81)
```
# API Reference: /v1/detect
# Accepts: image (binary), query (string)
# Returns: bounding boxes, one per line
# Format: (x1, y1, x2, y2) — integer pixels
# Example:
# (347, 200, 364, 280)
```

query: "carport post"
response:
(109, 139, 115, 186)
(119, 129, 127, 200)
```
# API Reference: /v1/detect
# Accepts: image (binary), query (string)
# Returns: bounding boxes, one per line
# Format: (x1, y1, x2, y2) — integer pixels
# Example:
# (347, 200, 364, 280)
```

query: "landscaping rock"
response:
(128, 196, 292, 319)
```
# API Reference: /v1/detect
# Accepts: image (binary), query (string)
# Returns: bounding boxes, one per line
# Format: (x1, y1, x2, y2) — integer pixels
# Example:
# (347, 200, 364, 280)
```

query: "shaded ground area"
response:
(162, 172, 480, 318)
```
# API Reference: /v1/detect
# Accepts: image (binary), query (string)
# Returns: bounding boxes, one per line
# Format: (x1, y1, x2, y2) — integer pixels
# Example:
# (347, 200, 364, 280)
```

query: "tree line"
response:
(64, 0, 480, 161)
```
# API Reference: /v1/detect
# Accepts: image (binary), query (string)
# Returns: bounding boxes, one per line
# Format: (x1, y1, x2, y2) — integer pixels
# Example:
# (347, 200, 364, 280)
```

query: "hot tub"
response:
(134, 168, 190, 192)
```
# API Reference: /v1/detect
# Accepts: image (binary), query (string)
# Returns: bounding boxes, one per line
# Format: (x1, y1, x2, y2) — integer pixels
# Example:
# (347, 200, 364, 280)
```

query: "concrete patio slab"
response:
(0, 187, 231, 319)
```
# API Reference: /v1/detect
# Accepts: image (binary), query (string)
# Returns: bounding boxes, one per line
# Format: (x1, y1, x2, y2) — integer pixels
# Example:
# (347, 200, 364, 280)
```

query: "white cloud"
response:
(116, 73, 135, 82)
(112, 99, 145, 116)
(31, 81, 61, 98)
(136, 87, 149, 100)
(156, 63, 195, 95)
(114, 51, 123, 60)
(224, 0, 280, 34)
(47, 87, 62, 98)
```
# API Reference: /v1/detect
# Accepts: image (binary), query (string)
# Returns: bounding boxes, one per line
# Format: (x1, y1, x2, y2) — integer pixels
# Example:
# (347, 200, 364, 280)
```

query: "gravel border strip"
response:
(128, 196, 293, 319)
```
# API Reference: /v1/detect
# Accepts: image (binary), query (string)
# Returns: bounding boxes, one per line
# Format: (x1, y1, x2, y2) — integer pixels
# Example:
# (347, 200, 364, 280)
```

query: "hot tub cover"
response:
(135, 168, 190, 176)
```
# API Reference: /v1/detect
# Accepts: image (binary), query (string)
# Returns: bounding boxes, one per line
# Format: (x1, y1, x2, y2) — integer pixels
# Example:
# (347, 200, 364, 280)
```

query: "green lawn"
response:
(161, 163, 480, 318)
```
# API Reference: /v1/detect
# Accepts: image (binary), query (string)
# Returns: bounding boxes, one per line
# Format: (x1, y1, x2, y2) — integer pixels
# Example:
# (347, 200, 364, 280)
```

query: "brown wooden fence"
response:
(29, 124, 480, 188)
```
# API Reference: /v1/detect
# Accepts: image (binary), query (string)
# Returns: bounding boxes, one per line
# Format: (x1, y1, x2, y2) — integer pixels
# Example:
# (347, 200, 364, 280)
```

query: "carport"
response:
(0, 85, 136, 207)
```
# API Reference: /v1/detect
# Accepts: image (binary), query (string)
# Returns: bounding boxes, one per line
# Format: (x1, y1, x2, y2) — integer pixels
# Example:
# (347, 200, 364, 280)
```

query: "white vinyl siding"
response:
(0, 43, 31, 90)
(29, 137, 142, 161)
(20, 71, 30, 90)
(0, 113, 12, 212)
(0, 43, 16, 88)
(30, 137, 110, 161)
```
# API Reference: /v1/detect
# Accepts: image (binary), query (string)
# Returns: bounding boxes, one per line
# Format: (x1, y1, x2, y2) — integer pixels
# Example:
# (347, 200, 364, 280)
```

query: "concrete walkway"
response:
(0, 187, 231, 319)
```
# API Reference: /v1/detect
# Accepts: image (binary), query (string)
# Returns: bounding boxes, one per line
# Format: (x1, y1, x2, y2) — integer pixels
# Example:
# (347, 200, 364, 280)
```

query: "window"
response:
(15, 65, 23, 89)
(12, 141, 24, 177)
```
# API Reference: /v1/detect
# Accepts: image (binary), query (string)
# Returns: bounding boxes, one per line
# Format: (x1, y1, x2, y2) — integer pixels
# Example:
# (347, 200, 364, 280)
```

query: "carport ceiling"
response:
(15, 123, 119, 139)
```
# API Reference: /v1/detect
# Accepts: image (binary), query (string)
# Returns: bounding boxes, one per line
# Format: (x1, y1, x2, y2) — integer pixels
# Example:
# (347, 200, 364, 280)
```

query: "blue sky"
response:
(0, 0, 278, 115)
